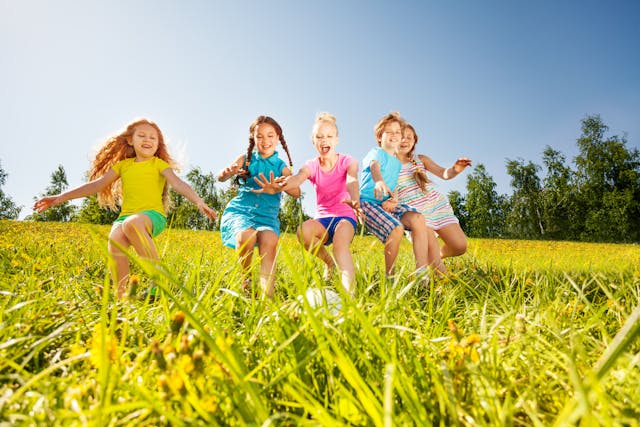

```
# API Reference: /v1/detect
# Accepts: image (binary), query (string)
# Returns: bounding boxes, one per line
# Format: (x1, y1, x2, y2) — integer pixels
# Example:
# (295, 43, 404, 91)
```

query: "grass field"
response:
(0, 220, 639, 426)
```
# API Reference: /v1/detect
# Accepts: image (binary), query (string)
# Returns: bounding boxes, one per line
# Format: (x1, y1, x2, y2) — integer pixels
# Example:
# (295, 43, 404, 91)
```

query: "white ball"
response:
(304, 287, 342, 315)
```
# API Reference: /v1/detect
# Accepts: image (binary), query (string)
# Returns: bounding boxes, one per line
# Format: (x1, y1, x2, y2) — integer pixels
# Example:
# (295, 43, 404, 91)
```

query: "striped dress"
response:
(395, 161, 459, 230)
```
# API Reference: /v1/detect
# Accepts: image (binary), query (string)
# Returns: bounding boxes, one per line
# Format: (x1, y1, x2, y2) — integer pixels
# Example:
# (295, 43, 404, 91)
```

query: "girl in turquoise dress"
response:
(218, 115, 299, 298)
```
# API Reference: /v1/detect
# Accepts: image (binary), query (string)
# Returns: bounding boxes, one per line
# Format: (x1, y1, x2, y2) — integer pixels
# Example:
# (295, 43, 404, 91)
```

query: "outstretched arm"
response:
(419, 154, 472, 180)
(342, 160, 365, 222)
(33, 169, 119, 212)
(217, 155, 246, 182)
(370, 160, 392, 200)
(281, 167, 301, 198)
(163, 169, 217, 220)
(279, 166, 310, 192)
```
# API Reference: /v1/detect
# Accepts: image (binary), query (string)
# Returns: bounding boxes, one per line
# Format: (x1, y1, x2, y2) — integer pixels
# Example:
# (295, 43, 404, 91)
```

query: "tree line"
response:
(1, 115, 638, 243)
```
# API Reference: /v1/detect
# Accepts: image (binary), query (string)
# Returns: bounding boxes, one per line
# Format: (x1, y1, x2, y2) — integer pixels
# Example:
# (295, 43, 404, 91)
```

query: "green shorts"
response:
(112, 210, 167, 238)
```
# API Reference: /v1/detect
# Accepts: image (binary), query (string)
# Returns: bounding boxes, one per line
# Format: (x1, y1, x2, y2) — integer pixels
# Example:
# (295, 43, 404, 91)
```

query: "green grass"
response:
(0, 220, 639, 426)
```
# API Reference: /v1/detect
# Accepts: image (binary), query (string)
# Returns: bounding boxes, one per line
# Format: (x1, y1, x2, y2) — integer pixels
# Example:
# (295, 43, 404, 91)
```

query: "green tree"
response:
(505, 158, 543, 239)
(0, 161, 21, 219)
(30, 165, 76, 222)
(278, 193, 309, 234)
(464, 164, 507, 238)
(540, 146, 574, 240)
(168, 167, 222, 231)
(574, 115, 640, 241)
(76, 195, 119, 225)
(448, 190, 467, 233)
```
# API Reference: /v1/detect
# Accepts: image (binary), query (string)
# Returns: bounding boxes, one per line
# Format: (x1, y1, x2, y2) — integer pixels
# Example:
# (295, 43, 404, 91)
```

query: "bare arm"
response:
(33, 169, 119, 212)
(342, 160, 365, 222)
(217, 155, 246, 182)
(370, 160, 392, 200)
(163, 169, 217, 220)
(279, 166, 310, 191)
(281, 167, 301, 198)
(419, 154, 472, 180)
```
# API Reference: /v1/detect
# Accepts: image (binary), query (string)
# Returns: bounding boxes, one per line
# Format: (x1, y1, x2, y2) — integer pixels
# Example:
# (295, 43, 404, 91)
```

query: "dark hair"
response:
(235, 116, 293, 185)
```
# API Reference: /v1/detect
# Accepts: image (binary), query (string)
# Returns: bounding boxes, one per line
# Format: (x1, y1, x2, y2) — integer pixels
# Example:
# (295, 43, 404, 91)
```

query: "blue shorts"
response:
(112, 210, 167, 238)
(360, 201, 417, 242)
(316, 216, 357, 245)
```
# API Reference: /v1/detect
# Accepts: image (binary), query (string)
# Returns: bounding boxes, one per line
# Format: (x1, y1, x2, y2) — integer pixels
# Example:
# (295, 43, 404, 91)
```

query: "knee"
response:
(443, 236, 467, 257)
(122, 217, 147, 238)
(452, 240, 467, 256)
(387, 225, 404, 242)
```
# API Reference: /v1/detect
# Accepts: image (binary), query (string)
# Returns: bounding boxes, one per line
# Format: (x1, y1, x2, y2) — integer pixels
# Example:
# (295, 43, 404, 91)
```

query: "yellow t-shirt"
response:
(112, 157, 170, 216)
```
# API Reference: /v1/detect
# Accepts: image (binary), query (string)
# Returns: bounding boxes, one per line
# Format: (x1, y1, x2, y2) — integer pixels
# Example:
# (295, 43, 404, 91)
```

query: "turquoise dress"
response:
(220, 150, 287, 248)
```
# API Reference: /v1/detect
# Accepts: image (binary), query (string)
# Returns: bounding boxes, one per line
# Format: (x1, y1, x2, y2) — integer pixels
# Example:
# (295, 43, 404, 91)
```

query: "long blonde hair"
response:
(404, 123, 430, 192)
(90, 118, 177, 211)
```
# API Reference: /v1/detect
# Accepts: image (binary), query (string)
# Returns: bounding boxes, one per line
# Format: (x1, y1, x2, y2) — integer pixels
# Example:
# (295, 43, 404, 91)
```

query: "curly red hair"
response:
(90, 118, 177, 211)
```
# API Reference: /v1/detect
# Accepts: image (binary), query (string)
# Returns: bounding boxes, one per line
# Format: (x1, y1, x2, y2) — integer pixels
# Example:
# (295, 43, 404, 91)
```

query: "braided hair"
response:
(404, 123, 430, 192)
(235, 115, 293, 184)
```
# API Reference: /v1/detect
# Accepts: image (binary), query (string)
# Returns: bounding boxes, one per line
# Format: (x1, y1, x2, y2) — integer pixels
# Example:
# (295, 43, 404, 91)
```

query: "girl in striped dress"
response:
(395, 123, 472, 270)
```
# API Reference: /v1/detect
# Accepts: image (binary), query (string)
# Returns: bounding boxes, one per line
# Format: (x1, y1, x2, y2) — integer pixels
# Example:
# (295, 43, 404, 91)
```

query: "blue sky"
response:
(2, 0, 639, 219)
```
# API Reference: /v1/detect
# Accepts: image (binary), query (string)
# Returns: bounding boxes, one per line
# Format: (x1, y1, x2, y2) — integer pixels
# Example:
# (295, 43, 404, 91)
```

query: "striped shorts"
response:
(360, 200, 418, 242)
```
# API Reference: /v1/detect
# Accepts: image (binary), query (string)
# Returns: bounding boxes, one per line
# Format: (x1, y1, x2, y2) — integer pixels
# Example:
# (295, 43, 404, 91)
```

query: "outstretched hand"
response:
(453, 158, 473, 173)
(197, 202, 218, 221)
(251, 172, 286, 194)
(342, 199, 366, 224)
(222, 164, 247, 180)
(33, 195, 61, 213)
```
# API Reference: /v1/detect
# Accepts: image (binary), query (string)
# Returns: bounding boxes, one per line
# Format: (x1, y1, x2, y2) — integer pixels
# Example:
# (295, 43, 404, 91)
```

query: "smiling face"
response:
(397, 127, 417, 159)
(312, 122, 339, 157)
(378, 121, 403, 155)
(129, 123, 159, 161)
(253, 123, 279, 158)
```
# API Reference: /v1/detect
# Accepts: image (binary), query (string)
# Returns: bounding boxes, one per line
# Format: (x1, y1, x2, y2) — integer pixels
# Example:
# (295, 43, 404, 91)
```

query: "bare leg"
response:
(436, 223, 467, 259)
(331, 220, 356, 296)
(384, 225, 405, 277)
(426, 228, 446, 273)
(121, 214, 158, 259)
(401, 212, 428, 270)
(257, 230, 279, 298)
(297, 219, 333, 277)
(236, 228, 258, 272)
(108, 225, 131, 299)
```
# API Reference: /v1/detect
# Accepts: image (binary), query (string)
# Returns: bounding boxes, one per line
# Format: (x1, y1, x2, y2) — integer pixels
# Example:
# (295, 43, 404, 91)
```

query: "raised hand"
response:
(453, 158, 472, 173)
(251, 172, 285, 194)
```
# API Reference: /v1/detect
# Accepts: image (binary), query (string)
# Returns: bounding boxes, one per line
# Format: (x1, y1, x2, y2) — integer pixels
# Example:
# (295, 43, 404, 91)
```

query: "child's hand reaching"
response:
(33, 195, 61, 213)
(197, 202, 218, 221)
(453, 158, 472, 173)
(252, 172, 285, 194)
(373, 180, 392, 200)
(223, 163, 246, 180)
(342, 199, 366, 224)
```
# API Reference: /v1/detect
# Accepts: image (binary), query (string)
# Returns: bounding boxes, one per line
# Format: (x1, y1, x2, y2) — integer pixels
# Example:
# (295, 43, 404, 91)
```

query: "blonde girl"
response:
(396, 123, 471, 268)
(34, 118, 217, 298)
(281, 112, 363, 296)
(217, 115, 299, 298)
